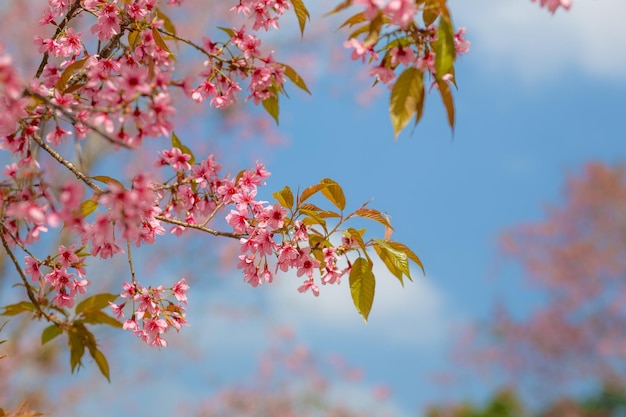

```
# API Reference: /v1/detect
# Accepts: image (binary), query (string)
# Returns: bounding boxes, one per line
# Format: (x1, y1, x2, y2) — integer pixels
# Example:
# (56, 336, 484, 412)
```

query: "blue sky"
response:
(3, 0, 626, 416)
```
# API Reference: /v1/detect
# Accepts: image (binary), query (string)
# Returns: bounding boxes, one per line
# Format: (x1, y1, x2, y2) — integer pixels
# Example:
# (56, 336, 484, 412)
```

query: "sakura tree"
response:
(0, 0, 571, 405)
(469, 162, 626, 395)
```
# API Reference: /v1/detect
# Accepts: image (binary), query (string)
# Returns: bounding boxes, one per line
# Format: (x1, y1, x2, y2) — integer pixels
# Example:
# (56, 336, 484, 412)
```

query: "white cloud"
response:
(450, 0, 626, 83)
(266, 262, 450, 350)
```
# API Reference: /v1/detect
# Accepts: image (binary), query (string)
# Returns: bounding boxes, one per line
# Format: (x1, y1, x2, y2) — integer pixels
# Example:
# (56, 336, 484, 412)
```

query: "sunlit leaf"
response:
(89, 347, 111, 382)
(156, 8, 177, 35)
(319, 210, 341, 218)
(152, 27, 171, 54)
(41, 324, 62, 345)
(300, 203, 323, 212)
(55, 57, 88, 93)
(91, 175, 125, 190)
(300, 183, 330, 204)
(339, 12, 367, 29)
(324, 0, 352, 16)
(385, 241, 425, 274)
(291, 0, 310, 37)
(390, 67, 424, 138)
(262, 95, 279, 125)
(423, 1, 439, 26)
(80, 198, 98, 218)
(128, 30, 140, 51)
(280, 63, 311, 95)
(273, 186, 294, 210)
(320, 178, 346, 211)
(373, 238, 411, 285)
(349, 257, 376, 322)
(67, 328, 85, 373)
(80, 311, 123, 328)
(75, 293, 119, 315)
(437, 78, 455, 131)
(324, 0, 351, 16)
(346, 227, 371, 263)
(434, 16, 456, 80)
(348, 23, 371, 40)
(300, 209, 327, 230)
(364, 12, 383, 47)
(355, 208, 393, 229)
(217, 26, 235, 38)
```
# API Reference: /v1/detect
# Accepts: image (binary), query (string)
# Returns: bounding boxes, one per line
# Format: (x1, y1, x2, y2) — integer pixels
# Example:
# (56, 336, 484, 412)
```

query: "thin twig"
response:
(155, 215, 242, 239)
(0, 225, 60, 325)
(30, 133, 104, 194)
(126, 240, 136, 285)
(157, 28, 228, 62)
(35, 0, 84, 78)
(201, 202, 224, 227)
(25, 88, 132, 149)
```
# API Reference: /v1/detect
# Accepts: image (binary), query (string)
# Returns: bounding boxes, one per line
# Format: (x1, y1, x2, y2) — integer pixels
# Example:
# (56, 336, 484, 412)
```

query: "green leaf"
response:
(1, 302, 35, 316)
(217, 26, 235, 38)
(128, 30, 140, 51)
(437, 77, 455, 131)
(389, 67, 424, 138)
(273, 186, 294, 210)
(385, 241, 425, 275)
(75, 293, 119, 315)
(67, 328, 85, 373)
(89, 346, 111, 382)
(291, 0, 310, 37)
(262, 95, 279, 125)
(355, 208, 393, 229)
(171, 132, 196, 165)
(80, 311, 123, 328)
(280, 64, 311, 95)
(349, 257, 376, 323)
(42, 324, 63, 345)
(373, 238, 411, 285)
(434, 16, 456, 80)
(80, 199, 98, 218)
(422, 1, 439, 26)
(320, 178, 346, 211)
(91, 175, 125, 190)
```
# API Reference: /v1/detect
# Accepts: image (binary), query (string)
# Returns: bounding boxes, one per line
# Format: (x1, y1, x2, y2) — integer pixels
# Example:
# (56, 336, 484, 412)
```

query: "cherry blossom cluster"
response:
(110, 278, 189, 347)
(23, 0, 292, 152)
(24, 245, 89, 309)
(344, 0, 470, 87)
(230, 0, 292, 31)
(0, 0, 301, 347)
(155, 146, 353, 297)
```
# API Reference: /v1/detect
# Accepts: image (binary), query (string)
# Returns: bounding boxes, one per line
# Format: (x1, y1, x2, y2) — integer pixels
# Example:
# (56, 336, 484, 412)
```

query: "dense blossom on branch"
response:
(0, 0, 574, 399)
(0, 0, 432, 379)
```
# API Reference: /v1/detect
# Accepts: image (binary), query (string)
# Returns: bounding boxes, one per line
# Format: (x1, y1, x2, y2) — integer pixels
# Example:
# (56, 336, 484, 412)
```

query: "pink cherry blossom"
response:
(531, 0, 572, 13)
